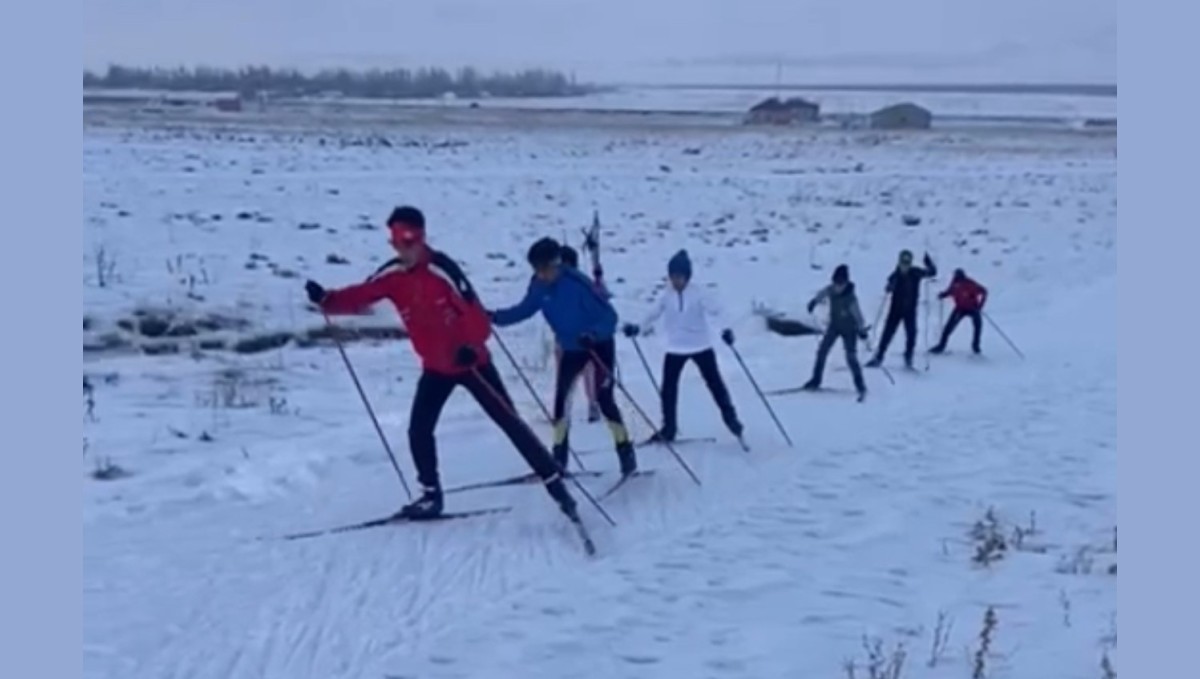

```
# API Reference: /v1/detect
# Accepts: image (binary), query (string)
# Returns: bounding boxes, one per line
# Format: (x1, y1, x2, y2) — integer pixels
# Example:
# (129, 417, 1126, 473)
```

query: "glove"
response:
(622, 323, 640, 338)
(305, 280, 326, 305)
(721, 328, 734, 346)
(858, 329, 870, 341)
(578, 333, 596, 350)
(806, 300, 817, 314)
(454, 345, 478, 367)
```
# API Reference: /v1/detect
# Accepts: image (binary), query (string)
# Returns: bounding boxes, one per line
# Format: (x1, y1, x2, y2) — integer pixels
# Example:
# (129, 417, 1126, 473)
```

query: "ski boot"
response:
(800, 379, 820, 391)
(397, 486, 444, 520)
(642, 429, 675, 446)
(929, 345, 946, 355)
(865, 355, 883, 368)
(552, 441, 571, 473)
(616, 441, 638, 477)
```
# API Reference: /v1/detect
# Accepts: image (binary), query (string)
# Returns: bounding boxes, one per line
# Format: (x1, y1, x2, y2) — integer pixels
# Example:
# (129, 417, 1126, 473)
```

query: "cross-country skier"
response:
(866, 249, 937, 369)
(556, 245, 604, 423)
(303, 207, 579, 522)
(800, 264, 869, 399)
(621, 249, 744, 445)
(930, 268, 988, 355)
(489, 237, 637, 477)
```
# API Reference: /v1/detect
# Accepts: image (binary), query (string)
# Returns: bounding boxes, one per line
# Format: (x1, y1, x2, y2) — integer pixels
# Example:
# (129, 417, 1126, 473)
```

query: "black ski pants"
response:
(659, 348, 742, 438)
(875, 305, 918, 362)
(552, 338, 629, 448)
(408, 360, 560, 490)
(810, 327, 866, 391)
(936, 308, 983, 352)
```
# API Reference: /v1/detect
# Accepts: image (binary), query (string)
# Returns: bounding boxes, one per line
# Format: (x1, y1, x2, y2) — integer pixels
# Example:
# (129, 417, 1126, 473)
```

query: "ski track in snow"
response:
(84, 111, 1116, 679)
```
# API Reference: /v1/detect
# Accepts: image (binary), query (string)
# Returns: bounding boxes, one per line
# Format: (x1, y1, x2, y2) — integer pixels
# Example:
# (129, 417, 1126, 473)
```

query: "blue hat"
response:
(667, 249, 692, 279)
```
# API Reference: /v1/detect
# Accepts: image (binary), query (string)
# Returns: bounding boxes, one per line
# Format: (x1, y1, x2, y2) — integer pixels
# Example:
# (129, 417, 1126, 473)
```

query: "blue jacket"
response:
(491, 267, 618, 350)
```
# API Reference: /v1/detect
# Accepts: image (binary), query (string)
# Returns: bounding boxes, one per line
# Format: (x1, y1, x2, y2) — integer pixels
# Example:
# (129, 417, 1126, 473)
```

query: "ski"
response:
(637, 435, 717, 448)
(597, 470, 658, 501)
(444, 470, 604, 495)
(279, 506, 513, 541)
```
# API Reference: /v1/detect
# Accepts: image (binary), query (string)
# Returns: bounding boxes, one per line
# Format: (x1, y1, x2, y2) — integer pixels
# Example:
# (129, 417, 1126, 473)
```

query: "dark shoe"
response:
(616, 441, 638, 476)
(398, 486, 444, 520)
(972, 345, 981, 355)
(865, 356, 882, 368)
(904, 355, 914, 370)
(644, 429, 675, 445)
(801, 379, 820, 391)
(929, 345, 946, 355)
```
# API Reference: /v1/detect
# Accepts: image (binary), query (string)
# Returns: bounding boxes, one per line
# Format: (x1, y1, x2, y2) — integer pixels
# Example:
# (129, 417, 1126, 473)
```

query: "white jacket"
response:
(640, 285, 725, 355)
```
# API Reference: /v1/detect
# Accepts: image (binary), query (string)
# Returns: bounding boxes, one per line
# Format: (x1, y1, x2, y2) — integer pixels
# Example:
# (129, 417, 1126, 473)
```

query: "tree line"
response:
(82, 64, 598, 99)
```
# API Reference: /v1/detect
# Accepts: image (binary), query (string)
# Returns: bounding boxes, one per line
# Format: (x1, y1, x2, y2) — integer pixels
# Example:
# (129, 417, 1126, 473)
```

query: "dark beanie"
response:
(387, 206, 425, 231)
(667, 249, 692, 279)
(832, 264, 849, 284)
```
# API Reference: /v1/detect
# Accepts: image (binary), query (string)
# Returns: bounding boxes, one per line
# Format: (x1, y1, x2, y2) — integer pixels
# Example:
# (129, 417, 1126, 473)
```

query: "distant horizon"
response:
(81, 62, 1117, 98)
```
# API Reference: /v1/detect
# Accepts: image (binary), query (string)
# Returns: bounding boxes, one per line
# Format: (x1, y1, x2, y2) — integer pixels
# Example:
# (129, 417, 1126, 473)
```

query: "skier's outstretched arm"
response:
(316, 272, 394, 315)
(806, 285, 831, 314)
(489, 278, 541, 327)
(922, 253, 938, 279)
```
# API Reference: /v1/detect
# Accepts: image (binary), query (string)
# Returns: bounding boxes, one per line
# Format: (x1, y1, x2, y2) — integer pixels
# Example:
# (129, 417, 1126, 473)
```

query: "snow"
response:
(83, 99, 1117, 679)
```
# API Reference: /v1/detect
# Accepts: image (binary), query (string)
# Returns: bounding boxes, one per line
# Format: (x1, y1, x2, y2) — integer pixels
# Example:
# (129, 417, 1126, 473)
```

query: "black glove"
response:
(578, 333, 596, 350)
(858, 326, 871, 341)
(924, 253, 935, 268)
(721, 328, 734, 345)
(806, 300, 817, 314)
(454, 345, 478, 367)
(622, 323, 640, 338)
(305, 280, 326, 305)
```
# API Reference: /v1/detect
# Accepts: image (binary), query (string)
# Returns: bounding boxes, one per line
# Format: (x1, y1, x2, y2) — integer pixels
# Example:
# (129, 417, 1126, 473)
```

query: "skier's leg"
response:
(902, 308, 918, 366)
(842, 329, 867, 393)
(969, 309, 983, 353)
(551, 349, 589, 468)
(870, 310, 902, 364)
(657, 352, 687, 441)
(588, 339, 636, 474)
(694, 348, 742, 435)
(933, 309, 963, 353)
(583, 362, 600, 420)
(807, 329, 838, 387)
(463, 361, 577, 514)
(402, 371, 457, 517)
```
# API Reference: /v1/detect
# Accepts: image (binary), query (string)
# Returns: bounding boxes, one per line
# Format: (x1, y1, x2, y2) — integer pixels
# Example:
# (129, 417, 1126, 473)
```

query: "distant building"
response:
(869, 102, 932, 130)
(744, 96, 820, 125)
(213, 96, 243, 113)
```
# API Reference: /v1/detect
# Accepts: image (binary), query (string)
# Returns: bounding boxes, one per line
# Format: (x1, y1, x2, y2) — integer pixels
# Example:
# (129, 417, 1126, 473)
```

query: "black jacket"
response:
(886, 254, 937, 312)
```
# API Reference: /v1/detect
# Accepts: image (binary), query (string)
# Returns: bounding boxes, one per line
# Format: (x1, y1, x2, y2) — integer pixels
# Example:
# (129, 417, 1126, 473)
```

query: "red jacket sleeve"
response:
(320, 274, 395, 315)
(429, 251, 492, 349)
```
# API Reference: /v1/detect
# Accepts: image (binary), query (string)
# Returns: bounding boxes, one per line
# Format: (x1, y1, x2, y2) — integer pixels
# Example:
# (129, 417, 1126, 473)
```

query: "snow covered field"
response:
(83, 108, 1117, 679)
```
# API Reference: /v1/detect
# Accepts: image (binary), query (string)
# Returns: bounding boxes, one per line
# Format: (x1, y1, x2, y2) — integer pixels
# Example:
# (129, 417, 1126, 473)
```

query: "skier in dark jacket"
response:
(802, 264, 869, 399)
(866, 249, 937, 369)
(930, 268, 988, 354)
(304, 207, 579, 522)
(490, 237, 637, 477)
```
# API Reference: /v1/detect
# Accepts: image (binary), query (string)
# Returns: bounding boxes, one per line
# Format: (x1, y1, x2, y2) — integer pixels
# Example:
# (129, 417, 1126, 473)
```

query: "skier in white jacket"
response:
(621, 250, 744, 444)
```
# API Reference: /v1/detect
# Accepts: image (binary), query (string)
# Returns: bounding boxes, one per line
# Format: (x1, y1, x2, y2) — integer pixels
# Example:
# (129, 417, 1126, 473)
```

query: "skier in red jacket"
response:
(304, 206, 579, 522)
(930, 268, 988, 354)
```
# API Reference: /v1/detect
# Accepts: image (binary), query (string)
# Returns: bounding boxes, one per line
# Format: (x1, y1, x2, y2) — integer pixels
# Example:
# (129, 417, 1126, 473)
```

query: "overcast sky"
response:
(83, 0, 1116, 84)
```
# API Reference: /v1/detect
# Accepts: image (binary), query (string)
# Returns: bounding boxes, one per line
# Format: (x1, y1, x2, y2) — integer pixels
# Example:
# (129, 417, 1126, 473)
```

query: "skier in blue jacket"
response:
(490, 237, 636, 477)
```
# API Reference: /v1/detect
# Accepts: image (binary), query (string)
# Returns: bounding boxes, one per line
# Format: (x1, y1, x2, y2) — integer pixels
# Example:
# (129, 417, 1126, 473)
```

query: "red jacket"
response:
(319, 248, 491, 375)
(939, 277, 988, 311)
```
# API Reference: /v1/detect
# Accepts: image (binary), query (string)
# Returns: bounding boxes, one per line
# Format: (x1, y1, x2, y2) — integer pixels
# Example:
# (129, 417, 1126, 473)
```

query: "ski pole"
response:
(467, 366, 616, 528)
(922, 280, 933, 372)
(628, 335, 662, 395)
(862, 336, 896, 386)
(322, 312, 412, 501)
(587, 348, 702, 486)
(491, 331, 588, 472)
(725, 343, 795, 448)
(983, 311, 1025, 360)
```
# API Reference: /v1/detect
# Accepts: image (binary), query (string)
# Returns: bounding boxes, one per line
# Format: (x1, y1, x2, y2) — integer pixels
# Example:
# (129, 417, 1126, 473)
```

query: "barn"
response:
(869, 102, 932, 130)
(744, 96, 820, 125)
